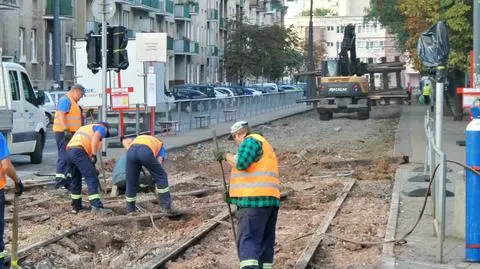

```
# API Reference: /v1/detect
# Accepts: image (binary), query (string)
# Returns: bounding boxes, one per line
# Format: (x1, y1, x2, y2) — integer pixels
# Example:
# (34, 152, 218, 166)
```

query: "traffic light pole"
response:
(101, 0, 108, 155)
(474, 0, 480, 87)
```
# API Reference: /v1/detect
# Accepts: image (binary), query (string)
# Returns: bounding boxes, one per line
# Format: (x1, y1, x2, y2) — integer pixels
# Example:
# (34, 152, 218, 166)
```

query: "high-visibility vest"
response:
(0, 166, 6, 190)
(131, 135, 163, 157)
(67, 124, 101, 156)
(53, 94, 82, 132)
(423, 85, 431, 96)
(229, 134, 280, 199)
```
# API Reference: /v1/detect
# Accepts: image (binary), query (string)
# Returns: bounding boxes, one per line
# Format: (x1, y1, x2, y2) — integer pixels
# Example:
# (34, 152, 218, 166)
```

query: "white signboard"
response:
(75, 40, 145, 108)
(136, 33, 167, 63)
(146, 73, 157, 107)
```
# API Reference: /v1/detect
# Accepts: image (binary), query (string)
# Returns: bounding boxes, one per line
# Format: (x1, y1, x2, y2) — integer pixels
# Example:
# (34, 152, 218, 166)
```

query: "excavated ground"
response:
(10, 106, 401, 269)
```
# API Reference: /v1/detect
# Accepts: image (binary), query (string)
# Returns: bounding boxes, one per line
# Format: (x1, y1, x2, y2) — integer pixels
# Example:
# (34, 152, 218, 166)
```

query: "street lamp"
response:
(306, 0, 314, 100)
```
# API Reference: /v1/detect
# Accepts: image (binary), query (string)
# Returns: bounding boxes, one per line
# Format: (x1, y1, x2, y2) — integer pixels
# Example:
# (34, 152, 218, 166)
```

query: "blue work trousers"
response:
(237, 206, 279, 269)
(0, 190, 5, 268)
(55, 132, 70, 189)
(125, 144, 171, 212)
(67, 148, 103, 209)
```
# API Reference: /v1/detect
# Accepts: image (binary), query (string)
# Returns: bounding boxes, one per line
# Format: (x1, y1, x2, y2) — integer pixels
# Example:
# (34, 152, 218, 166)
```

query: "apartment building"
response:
(244, 0, 284, 26)
(0, 0, 76, 90)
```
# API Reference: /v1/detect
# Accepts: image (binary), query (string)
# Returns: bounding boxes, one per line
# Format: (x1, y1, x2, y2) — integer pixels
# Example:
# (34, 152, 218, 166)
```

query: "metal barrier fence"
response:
(87, 90, 305, 138)
(424, 109, 447, 263)
(159, 90, 305, 132)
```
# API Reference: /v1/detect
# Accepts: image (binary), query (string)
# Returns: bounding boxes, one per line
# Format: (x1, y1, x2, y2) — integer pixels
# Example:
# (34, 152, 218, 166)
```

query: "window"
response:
(9, 71, 20, 101)
(150, 18, 155, 32)
(31, 29, 37, 63)
(19, 28, 26, 62)
(21, 72, 37, 106)
(370, 41, 374, 48)
(366, 42, 370, 49)
(122, 11, 130, 28)
(48, 32, 53, 65)
(65, 35, 72, 65)
(336, 26, 340, 33)
(379, 41, 384, 48)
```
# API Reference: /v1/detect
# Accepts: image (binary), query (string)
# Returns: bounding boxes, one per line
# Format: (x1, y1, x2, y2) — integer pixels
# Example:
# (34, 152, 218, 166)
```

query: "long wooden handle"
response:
(11, 195, 19, 268)
(212, 130, 219, 150)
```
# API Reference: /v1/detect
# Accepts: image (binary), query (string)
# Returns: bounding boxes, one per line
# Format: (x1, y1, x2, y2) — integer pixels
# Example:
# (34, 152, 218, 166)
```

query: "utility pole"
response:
(53, 0, 61, 89)
(474, 0, 480, 87)
(306, 0, 314, 99)
(101, 0, 108, 155)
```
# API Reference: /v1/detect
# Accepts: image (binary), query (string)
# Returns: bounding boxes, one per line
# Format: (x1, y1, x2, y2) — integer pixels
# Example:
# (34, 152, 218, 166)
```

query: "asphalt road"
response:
(11, 131, 57, 180)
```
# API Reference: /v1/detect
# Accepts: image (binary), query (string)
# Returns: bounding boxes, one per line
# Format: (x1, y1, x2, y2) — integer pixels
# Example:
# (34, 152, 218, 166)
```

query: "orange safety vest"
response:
(131, 135, 163, 157)
(66, 124, 102, 156)
(229, 134, 280, 199)
(53, 94, 82, 132)
(0, 166, 6, 190)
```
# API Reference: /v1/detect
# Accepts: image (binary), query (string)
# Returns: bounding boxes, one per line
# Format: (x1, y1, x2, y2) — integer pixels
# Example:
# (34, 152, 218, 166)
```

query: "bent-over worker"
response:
(66, 122, 111, 214)
(52, 84, 85, 190)
(112, 154, 155, 195)
(0, 133, 23, 268)
(214, 121, 280, 269)
(122, 135, 174, 214)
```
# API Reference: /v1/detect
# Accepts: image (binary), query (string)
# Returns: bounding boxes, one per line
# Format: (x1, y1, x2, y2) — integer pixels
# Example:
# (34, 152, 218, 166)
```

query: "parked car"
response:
(34, 90, 55, 126)
(169, 86, 208, 112)
(243, 88, 262, 96)
(252, 83, 279, 93)
(49, 91, 67, 104)
(181, 84, 216, 99)
(214, 87, 237, 107)
(279, 84, 300, 92)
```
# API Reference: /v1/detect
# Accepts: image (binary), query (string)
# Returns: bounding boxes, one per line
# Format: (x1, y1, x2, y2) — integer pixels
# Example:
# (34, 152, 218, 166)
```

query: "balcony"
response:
(220, 18, 226, 30)
(130, 0, 159, 10)
(189, 2, 199, 15)
(174, 39, 199, 55)
(218, 47, 224, 58)
(174, 4, 191, 20)
(208, 45, 218, 57)
(167, 36, 174, 51)
(85, 21, 100, 34)
(45, 0, 73, 17)
(207, 8, 218, 21)
(0, 0, 18, 10)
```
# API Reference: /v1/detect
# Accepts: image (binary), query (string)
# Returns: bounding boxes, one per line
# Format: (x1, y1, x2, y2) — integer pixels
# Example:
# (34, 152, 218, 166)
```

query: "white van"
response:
(0, 61, 47, 164)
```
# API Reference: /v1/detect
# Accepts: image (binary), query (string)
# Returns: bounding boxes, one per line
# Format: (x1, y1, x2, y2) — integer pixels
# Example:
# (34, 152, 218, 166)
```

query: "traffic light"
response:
(110, 26, 129, 70)
(86, 31, 101, 74)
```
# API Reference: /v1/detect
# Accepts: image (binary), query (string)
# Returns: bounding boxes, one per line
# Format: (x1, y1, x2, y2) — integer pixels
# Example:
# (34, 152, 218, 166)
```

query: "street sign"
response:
(457, 88, 480, 108)
(136, 33, 167, 63)
(146, 72, 157, 107)
(107, 87, 134, 110)
(92, 0, 116, 23)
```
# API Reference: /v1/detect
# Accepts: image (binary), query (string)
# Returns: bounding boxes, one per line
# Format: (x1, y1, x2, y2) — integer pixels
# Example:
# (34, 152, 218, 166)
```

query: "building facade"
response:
(0, 0, 76, 90)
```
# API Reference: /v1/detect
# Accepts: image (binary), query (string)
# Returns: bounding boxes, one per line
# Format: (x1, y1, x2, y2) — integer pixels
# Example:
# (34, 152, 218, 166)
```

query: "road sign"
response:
(92, 0, 116, 22)
(107, 87, 134, 110)
(457, 88, 480, 108)
(136, 33, 167, 63)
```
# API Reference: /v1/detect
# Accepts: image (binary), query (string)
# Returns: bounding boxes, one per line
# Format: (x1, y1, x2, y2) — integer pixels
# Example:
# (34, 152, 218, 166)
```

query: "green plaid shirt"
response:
(228, 133, 280, 208)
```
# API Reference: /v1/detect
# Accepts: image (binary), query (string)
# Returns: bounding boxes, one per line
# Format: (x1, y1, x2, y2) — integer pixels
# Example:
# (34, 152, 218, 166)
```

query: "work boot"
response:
(159, 205, 182, 216)
(126, 202, 137, 214)
(71, 206, 83, 214)
(91, 206, 114, 214)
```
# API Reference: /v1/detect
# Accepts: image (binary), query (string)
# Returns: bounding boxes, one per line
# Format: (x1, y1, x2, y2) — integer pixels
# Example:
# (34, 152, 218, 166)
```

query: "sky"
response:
(285, 0, 304, 18)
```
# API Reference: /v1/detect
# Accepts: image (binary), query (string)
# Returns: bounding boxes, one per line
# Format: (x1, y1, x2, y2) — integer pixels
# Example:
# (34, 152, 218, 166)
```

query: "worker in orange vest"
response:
(214, 121, 280, 269)
(52, 85, 85, 190)
(66, 122, 111, 214)
(122, 135, 176, 215)
(0, 133, 23, 268)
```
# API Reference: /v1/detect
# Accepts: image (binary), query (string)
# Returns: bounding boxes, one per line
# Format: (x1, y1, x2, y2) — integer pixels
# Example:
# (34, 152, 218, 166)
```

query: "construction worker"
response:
(52, 84, 85, 190)
(66, 122, 111, 214)
(121, 135, 174, 214)
(423, 82, 431, 105)
(0, 133, 23, 268)
(214, 121, 280, 269)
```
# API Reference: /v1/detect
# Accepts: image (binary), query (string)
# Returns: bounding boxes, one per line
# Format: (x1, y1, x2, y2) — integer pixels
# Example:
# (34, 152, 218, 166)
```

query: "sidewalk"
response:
(106, 104, 312, 159)
(385, 104, 476, 268)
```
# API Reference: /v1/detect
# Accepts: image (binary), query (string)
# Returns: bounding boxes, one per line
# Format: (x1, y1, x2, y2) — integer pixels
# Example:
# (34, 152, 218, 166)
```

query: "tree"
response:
(300, 39, 327, 70)
(366, 0, 472, 72)
(224, 23, 301, 83)
(299, 8, 336, 17)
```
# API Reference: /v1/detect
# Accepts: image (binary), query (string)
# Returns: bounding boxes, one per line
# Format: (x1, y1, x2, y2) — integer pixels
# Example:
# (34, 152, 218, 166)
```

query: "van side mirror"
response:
(36, 91, 46, 106)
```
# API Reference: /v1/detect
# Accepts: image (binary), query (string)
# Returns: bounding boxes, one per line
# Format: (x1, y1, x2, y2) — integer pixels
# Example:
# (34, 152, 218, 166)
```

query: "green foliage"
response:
(299, 8, 336, 17)
(365, 0, 409, 50)
(224, 23, 302, 83)
(365, 0, 472, 72)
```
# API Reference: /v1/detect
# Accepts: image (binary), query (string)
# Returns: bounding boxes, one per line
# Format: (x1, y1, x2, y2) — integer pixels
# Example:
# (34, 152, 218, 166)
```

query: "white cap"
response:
(230, 121, 249, 134)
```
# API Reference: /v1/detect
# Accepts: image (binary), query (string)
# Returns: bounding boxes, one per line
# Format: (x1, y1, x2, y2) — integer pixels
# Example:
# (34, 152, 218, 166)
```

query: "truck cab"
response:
(1, 61, 46, 163)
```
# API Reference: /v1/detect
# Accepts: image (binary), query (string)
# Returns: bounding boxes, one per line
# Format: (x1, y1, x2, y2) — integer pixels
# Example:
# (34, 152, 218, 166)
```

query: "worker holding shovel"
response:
(214, 121, 280, 269)
(0, 133, 23, 268)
